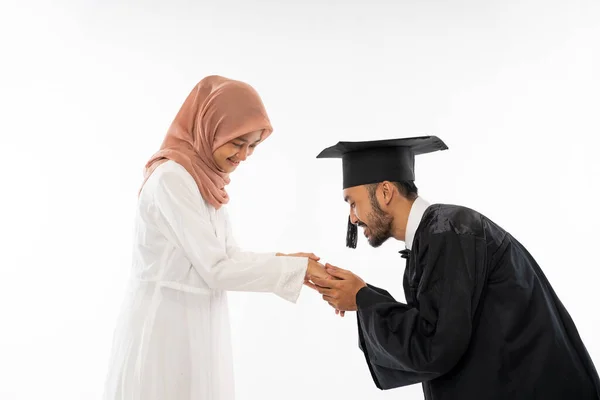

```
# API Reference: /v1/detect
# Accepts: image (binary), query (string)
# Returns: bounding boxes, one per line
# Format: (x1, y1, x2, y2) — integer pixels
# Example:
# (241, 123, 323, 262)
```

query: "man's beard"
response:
(362, 196, 393, 248)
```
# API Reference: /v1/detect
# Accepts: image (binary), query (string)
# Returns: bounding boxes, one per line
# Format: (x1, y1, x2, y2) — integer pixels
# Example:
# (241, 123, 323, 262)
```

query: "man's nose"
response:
(349, 210, 359, 225)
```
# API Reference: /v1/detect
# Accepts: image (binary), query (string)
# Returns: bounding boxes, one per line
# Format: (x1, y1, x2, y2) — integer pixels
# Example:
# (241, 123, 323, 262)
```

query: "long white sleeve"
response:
(149, 166, 307, 303)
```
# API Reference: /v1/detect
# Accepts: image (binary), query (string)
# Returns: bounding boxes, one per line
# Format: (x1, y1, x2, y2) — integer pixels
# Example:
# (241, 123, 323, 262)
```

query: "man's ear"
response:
(381, 181, 394, 206)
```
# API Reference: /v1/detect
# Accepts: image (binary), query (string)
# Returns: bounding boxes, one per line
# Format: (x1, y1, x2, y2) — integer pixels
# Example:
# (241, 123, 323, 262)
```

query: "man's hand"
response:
(304, 260, 346, 317)
(309, 263, 367, 312)
(275, 253, 347, 317)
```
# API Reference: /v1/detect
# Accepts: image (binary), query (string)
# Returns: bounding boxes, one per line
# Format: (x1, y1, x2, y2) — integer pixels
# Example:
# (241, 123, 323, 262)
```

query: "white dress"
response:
(103, 160, 308, 400)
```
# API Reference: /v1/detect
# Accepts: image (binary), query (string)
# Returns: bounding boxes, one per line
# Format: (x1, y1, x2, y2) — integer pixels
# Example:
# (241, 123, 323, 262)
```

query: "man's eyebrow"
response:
(344, 195, 350, 203)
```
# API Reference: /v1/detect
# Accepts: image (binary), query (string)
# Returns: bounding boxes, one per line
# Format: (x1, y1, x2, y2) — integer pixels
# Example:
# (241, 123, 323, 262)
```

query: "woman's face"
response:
(213, 130, 263, 173)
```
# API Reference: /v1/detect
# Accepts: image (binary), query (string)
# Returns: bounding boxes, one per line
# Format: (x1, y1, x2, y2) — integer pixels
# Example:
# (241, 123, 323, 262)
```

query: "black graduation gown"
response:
(356, 204, 600, 400)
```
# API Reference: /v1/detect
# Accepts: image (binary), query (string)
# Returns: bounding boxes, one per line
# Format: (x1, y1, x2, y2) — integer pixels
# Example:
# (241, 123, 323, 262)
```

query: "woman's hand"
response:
(305, 258, 329, 284)
(277, 252, 320, 261)
(276, 253, 345, 317)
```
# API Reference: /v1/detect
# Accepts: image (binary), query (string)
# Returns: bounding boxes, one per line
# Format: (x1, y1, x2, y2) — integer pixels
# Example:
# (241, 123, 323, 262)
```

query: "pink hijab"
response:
(141, 75, 273, 209)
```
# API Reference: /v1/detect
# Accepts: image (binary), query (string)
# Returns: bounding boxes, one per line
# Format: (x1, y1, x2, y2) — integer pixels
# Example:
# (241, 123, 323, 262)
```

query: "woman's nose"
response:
(237, 147, 249, 160)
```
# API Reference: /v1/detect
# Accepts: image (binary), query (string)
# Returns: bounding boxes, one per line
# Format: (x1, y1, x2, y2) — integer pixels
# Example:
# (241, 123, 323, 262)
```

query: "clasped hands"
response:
(279, 252, 366, 316)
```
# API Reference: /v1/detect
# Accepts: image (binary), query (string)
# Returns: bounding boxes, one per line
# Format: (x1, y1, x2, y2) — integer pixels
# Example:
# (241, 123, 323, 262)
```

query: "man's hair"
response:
(366, 181, 419, 204)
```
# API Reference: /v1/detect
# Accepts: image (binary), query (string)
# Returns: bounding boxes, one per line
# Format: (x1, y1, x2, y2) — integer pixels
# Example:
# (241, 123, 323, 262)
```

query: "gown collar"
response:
(405, 196, 430, 250)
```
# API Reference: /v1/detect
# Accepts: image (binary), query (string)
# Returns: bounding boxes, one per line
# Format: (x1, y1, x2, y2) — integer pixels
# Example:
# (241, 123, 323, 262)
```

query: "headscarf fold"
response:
(141, 75, 273, 209)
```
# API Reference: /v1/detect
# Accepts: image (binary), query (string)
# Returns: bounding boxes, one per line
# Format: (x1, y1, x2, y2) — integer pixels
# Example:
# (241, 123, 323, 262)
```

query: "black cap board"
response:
(316, 135, 449, 248)
(316, 135, 448, 189)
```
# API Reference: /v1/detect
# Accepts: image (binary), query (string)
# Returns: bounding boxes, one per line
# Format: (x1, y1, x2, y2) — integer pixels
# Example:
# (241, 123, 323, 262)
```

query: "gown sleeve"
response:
(357, 284, 396, 353)
(356, 231, 485, 389)
(151, 167, 307, 303)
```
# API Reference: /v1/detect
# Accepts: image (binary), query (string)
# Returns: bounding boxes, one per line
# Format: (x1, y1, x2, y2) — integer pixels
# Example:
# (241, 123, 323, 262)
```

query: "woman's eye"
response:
(232, 142, 243, 148)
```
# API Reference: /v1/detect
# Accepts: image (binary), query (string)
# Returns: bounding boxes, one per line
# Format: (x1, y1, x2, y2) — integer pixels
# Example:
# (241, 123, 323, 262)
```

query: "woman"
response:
(103, 75, 329, 400)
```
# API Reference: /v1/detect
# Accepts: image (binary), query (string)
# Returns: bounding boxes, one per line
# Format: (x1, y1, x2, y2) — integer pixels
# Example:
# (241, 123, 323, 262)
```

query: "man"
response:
(308, 136, 600, 399)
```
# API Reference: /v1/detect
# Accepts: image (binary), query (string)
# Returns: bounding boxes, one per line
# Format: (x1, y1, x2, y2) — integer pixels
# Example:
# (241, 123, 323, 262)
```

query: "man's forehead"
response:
(343, 186, 366, 201)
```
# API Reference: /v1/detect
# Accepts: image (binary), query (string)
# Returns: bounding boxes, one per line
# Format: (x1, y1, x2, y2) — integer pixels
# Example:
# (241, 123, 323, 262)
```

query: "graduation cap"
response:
(316, 135, 448, 248)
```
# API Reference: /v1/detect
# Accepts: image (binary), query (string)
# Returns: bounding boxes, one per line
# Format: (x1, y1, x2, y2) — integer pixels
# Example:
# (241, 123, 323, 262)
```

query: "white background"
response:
(1, 1, 599, 399)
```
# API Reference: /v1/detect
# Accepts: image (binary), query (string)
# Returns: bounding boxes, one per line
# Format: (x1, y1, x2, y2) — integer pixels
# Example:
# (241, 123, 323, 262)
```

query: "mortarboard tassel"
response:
(346, 215, 357, 249)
